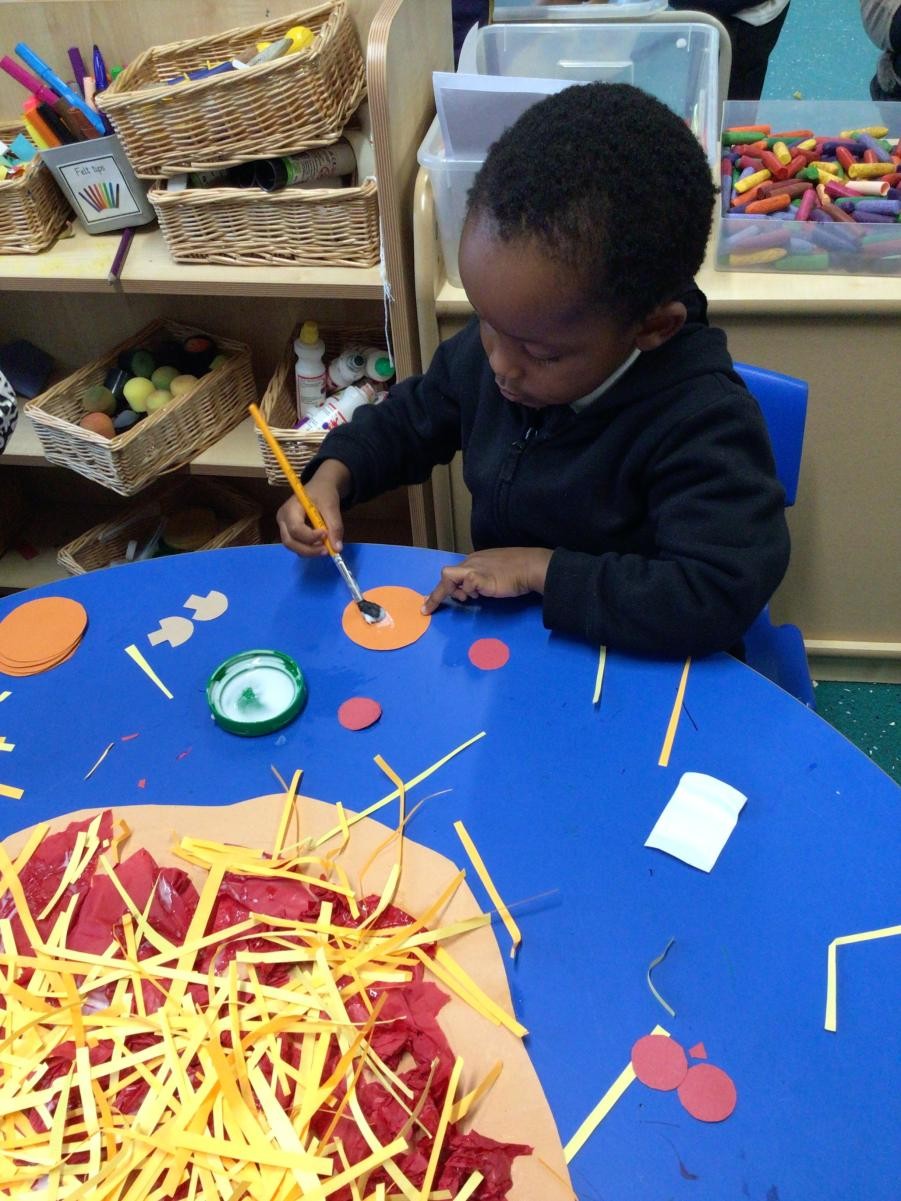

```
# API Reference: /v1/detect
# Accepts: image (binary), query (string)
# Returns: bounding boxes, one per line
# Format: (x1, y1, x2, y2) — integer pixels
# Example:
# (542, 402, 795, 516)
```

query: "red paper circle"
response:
(631, 1034, 688, 1091)
(337, 697, 382, 731)
(677, 1063, 737, 1122)
(468, 638, 510, 671)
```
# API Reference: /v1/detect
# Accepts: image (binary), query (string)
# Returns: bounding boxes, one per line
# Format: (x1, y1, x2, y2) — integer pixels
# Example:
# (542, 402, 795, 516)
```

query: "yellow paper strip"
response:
(658, 658, 691, 768)
(0, 691, 10, 702)
(824, 923, 901, 1032)
(273, 770, 302, 859)
(125, 644, 174, 700)
(0, 783, 23, 800)
(0, 737, 14, 752)
(563, 1024, 669, 1163)
(452, 1171, 484, 1201)
(453, 820, 521, 959)
(592, 645, 607, 707)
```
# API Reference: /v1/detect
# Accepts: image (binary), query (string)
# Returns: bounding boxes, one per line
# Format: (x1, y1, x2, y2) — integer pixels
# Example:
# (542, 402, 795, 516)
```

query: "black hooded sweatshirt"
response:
(305, 286, 790, 657)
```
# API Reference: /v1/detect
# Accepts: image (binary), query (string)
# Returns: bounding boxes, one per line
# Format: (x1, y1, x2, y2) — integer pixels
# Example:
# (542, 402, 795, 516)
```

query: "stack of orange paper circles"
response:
(0, 596, 88, 676)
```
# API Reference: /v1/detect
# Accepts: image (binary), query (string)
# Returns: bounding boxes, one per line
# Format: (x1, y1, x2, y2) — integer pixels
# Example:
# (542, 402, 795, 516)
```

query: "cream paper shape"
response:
(645, 771, 748, 872)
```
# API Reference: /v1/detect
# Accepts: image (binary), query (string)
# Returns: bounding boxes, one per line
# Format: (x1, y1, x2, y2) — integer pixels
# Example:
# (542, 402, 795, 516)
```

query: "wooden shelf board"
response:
(434, 242, 901, 316)
(5, 407, 266, 478)
(0, 225, 386, 299)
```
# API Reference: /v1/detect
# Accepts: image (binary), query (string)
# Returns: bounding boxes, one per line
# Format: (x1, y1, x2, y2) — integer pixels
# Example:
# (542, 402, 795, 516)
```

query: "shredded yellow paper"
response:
(453, 821, 521, 959)
(0, 737, 14, 753)
(124, 643, 174, 700)
(658, 658, 691, 768)
(0, 770, 531, 1199)
(0, 783, 23, 801)
(824, 923, 901, 1032)
(563, 1024, 669, 1163)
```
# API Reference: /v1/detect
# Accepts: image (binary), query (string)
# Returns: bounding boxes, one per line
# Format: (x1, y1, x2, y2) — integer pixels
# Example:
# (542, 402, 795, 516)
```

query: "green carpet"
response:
(814, 683, 901, 784)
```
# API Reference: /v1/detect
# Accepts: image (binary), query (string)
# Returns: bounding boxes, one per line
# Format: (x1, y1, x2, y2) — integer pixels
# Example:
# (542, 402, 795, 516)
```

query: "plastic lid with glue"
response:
(207, 649, 307, 736)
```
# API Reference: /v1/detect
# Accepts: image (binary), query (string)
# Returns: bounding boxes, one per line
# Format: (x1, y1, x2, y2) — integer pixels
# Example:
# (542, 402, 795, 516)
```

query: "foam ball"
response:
(170, 374, 199, 397)
(129, 349, 156, 378)
(151, 365, 180, 390)
(123, 376, 155, 413)
(79, 412, 115, 438)
(146, 389, 173, 413)
(81, 384, 116, 415)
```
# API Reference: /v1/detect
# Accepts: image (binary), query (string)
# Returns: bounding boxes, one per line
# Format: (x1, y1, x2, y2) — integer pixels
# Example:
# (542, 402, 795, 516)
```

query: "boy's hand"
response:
(422, 547, 553, 614)
(277, 460, 352, 557)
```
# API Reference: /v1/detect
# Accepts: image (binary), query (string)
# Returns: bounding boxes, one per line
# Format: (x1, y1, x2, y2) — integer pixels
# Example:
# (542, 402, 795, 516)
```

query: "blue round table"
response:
(0, 543, 898, 1200)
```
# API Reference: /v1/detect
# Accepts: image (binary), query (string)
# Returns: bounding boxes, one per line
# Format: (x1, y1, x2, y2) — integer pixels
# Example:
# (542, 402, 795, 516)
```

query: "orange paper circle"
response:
(341, 586, 430, 652)
(0, 597, 87, 670)
(677, 1063, 737, 1122)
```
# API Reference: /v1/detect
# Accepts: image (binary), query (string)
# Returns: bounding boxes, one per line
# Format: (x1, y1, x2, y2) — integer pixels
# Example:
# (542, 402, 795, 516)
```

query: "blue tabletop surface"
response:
(0, 543, 898, 1201)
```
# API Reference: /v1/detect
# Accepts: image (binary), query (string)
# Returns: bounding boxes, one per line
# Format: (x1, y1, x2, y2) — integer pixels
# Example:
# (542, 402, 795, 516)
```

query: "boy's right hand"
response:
(277, 460, 352, 557)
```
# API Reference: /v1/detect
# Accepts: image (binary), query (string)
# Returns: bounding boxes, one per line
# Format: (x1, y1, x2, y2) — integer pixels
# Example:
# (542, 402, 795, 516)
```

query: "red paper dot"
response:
(677, 1063, 737, 1122)
(631, 1034, 688, 1091)
(689, 1041, 708, 1060)
(338, 696, 382, 731)
(468, 638, 510, 671)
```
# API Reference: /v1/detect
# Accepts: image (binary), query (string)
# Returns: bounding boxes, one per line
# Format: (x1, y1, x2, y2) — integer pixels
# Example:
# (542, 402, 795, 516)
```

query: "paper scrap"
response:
(0, 737, 14, 753)
(564, 1024, 669, 1163)
(0, 782, 24, 800)
(677, 1063, 737, 1122)
(454, 819, 522, 959)
(646, 936, 676, 1016)
(825, 923, 901, 1031)
(147, 616, 194, 648)
(631, 1032, 688, 1090)
(658, 657, 691, 767)
(592, 645, 607, 706)
(689, 1042, 707, 1059)
(468, 638, 510, 671)
(125, 644, 174, 699)
(0, 691, 10, 702)
(84, 742, 115, 781)
(338, 697, 382, 731)
(645, 771, 747, 872)
(184, 590, 228, 621)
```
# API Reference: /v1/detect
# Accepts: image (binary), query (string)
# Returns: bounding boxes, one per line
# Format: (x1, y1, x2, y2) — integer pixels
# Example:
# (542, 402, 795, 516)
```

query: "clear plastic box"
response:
(716, 100, 901, 278)
(419, 19, 721, 285)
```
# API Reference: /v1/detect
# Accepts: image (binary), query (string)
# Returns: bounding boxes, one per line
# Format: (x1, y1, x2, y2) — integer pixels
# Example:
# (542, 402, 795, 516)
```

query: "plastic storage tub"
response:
(420, 18, 721, 285)
(716, 100, 901, 278)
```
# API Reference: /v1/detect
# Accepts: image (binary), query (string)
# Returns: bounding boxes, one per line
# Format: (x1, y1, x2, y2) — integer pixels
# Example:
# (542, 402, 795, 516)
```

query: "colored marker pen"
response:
(14, 42, 106, 134)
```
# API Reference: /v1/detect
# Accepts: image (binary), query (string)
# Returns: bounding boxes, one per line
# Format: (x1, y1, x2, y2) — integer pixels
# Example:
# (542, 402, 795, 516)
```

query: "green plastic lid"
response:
(206, 649, 307, 736)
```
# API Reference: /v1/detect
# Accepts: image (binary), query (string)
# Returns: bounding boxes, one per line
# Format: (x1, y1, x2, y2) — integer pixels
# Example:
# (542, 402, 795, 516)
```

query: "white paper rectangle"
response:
(433, 71, 572, 158)
(645, 772, 747, 873)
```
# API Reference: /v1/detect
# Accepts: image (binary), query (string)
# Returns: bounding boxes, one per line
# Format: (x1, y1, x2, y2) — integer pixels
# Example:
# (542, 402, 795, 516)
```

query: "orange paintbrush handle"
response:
(248, 403, 334, 552)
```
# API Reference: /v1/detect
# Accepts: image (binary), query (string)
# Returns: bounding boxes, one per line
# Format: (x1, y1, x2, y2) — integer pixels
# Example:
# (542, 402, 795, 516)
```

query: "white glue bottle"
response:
(326, 348, 366, 391)
(302, 381, 376, 430)
(294, 322, 326, 419)
(349, 346, 394, 384)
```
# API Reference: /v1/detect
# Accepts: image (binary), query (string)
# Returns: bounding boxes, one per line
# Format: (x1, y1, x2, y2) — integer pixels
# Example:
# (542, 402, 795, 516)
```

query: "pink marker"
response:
(0, 55, 59, 107)
(796, 189, 816, 221)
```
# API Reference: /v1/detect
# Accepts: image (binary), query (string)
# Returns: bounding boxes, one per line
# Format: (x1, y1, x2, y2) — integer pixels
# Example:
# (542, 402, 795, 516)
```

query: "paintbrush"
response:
(248, 404, 386, 624)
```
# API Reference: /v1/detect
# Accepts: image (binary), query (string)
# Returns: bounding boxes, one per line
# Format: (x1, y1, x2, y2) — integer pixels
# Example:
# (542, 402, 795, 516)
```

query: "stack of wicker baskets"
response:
(0, 123, 71, 254)
(96, 2, 379, 267)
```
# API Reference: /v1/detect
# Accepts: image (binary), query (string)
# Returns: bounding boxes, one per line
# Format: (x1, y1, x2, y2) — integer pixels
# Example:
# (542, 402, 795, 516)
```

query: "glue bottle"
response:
(294, 322, 326, 419)
(325, 348, 366, 391)
(301, 381, 376, 430)
(348, 346, 394, 384)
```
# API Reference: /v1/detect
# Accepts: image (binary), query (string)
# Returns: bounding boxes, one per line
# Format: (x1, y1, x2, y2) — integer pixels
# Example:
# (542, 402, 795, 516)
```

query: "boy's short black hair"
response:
(467, 82, 716, 324)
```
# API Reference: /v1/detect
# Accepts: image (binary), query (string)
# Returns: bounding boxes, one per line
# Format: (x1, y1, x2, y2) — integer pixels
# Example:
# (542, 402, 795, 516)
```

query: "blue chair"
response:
(733, 362, 815, 709)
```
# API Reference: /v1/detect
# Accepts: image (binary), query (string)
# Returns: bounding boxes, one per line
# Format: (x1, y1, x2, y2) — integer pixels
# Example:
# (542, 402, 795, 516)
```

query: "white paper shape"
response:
(433, 71, 572, 158)
(645, 772, 747, 873)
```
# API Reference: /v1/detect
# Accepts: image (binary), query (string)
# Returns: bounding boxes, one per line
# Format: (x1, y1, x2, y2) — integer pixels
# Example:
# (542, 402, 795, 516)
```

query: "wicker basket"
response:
(149, 177, 380, 267)
(0, 123, 71, 253)
(25, 319, 256, 497)
(257, 321, 388, 484)
(96, 3, 366, 178)
(57, 479, 262, 574)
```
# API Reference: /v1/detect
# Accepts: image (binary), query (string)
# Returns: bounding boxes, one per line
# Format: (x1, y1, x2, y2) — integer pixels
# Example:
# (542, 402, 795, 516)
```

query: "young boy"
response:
(278, 83, 790, 658)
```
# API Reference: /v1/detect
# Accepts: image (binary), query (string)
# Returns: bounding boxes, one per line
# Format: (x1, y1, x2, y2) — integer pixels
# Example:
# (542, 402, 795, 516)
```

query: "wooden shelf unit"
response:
(0, 0, 454, 587)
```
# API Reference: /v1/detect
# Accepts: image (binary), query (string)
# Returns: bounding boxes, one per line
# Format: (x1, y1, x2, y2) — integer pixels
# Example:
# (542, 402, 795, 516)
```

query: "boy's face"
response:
(459, 214, 639, 409)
